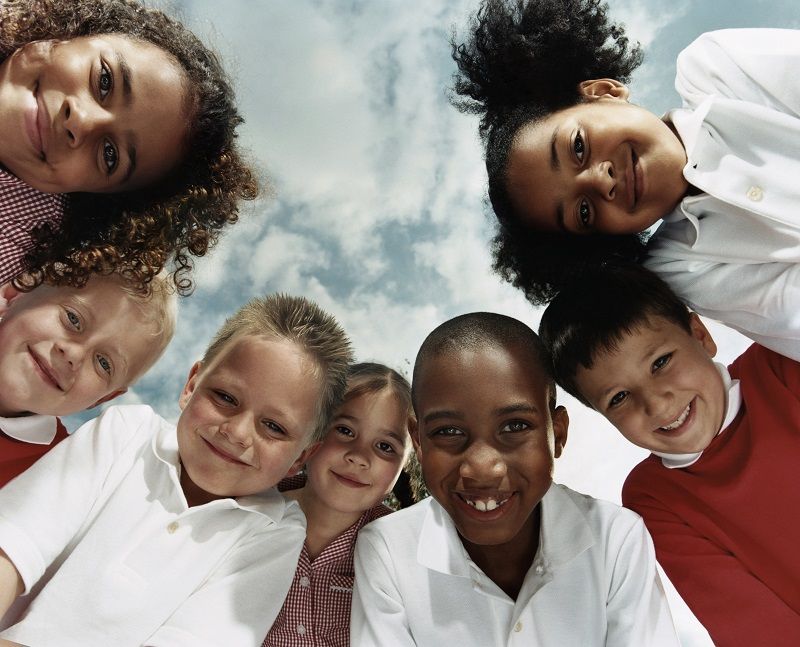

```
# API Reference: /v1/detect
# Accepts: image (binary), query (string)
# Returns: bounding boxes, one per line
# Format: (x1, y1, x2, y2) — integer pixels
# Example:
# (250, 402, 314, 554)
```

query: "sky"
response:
(66, 1, 800, 643)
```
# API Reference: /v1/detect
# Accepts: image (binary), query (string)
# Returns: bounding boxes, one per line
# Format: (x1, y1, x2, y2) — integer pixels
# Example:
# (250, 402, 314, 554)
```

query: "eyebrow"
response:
(549, 127, 560, 171)
(495, 403, 539, 416)
(422, 410, 461, 424)
(113, 50, 138, 185)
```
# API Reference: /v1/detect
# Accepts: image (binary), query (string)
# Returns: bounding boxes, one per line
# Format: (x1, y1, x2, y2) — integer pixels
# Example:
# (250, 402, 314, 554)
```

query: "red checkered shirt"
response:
(264, 475, 393, 647)
(0, 168, 66, 283)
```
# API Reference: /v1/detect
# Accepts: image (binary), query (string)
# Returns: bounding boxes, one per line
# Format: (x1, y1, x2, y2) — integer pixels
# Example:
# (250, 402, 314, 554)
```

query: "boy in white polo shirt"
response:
(0, 293, 353, 647)
(351, 312, 679, 646)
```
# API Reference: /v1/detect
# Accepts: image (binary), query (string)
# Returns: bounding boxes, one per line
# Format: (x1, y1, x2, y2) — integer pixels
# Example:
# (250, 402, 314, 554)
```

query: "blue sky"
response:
(66, 2, 800, 642)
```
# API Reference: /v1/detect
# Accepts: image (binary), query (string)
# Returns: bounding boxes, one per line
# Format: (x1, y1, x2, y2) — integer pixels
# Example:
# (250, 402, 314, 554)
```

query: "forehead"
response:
(415, 344, 549, 414)
(204, 334, 316, 378)
(334, 388, 409, 437)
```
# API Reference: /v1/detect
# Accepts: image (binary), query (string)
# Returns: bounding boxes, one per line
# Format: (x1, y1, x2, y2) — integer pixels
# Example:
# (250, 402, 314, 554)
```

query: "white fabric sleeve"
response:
(605, 513, 680, 647)
(676, 29, 800, 114)
(350, 528, 415, 647)
(646, 257, 800, 361)
(0, 407, 145, 594)
(144, 510, 305, 647)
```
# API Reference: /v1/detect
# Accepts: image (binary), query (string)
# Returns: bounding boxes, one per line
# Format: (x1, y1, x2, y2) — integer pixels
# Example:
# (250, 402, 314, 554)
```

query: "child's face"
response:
(413, 343, 567, 548)
(177, 334, 323, 505)
(0, 279, 157, 417)
(0, 34, 188, 194)
(506, 84, 688, 236)
(575, 314, 726, 455)
(305, 388, 411, 515)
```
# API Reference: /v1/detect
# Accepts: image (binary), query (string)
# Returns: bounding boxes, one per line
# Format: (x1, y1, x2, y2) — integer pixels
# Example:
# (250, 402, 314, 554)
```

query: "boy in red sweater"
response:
(0, 273, 175, 486)
(539, 263, 800, 647)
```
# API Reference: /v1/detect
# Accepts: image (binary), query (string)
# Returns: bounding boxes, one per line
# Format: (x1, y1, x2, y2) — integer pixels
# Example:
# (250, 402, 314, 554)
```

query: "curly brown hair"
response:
(1, 0, 259, 294)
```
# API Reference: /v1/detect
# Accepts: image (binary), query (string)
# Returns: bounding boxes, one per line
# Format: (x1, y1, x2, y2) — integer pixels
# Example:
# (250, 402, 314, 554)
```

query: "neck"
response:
(179, 462, 221, 508)
(461, 506, 541, 600)
(291, 485, 363, 560)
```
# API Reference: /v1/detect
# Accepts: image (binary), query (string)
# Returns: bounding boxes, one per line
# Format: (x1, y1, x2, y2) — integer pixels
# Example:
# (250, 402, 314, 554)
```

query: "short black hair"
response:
(412, 311, 556, 409)
(538, 263, 692, 405)
(450, 0, 645, 305)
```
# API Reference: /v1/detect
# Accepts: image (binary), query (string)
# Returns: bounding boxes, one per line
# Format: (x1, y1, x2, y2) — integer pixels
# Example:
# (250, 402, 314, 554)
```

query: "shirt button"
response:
(167, 521, 179, 534)
(296, 624, 306, 635)
(299, 576, 310, 588)
(746, 185, 763, 201)
(514, 621, 523, 632)
(534, 564, 544, 575)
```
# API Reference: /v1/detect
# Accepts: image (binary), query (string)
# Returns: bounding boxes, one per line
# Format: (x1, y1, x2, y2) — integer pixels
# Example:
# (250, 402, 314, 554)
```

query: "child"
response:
(451, 0, 800, 360)
(0, 293, 353, 647)
(539, 263, 800, 646)
(350, 312, 679, 646)
(0, 0, 257, 292)
(264, 362, 414, 647)
(0, 270, 175, 486)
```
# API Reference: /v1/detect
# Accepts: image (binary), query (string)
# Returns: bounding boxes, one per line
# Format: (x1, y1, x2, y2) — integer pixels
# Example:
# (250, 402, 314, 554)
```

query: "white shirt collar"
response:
(0, 414, 59, 445)
(652, 362, 742, 469)
(417, 483, 594, 578)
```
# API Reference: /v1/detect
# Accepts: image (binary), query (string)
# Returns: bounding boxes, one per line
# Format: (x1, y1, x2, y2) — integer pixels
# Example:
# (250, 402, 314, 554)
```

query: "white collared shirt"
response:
(653, 362, 742, 469)
(0, 413, 59, 445)
(644, 29, 800, 361)
(0, 405, 306, 647)
(351, 483, 679, 646)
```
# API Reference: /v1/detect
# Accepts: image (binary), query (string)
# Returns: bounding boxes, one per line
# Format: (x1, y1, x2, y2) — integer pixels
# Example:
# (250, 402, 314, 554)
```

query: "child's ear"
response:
(285, 441, 322, 478)
(0, 283, 23, 316)
(409, 417, 422, 458)
(552, 406, 569, 459)
(578, 78, 630, 102)
(178, 361, 204, 410)
(688, 313, 717, 359)
(88, 388, 127, 410)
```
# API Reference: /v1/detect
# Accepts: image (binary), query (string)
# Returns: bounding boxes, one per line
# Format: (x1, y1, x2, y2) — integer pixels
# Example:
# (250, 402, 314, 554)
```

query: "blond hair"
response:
(203, 294, 353, 443)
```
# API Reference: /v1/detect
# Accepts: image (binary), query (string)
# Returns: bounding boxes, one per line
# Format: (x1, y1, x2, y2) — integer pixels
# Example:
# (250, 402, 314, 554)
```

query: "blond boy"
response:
(0, 272, 175, 486)
(0, 293, 352, 647)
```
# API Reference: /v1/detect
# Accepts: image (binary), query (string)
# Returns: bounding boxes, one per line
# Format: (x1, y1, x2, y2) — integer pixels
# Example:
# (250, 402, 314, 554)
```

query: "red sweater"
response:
(623, 344, 800, 646)
(0, 419, 69, 487)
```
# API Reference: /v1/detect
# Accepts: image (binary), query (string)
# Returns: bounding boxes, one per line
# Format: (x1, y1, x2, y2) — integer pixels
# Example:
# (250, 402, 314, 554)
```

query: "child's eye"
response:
(96, 354, 112, 376)
(376, 441, 397, 455)
(652, 353, 672, 372)
(501, 420, 530, 433)
(263, 420, 286, 436)
(578, 199, 592, 228)
(608, 391, 628, 409)
(573, 131, 585, 162)
(64, 308, 82, 331)
(102, 140, 118, 174)
(335, 425, 354, 438)
(98, 60, 113, 100)
(213, 390, 236, 406)
(430, 426, 463, 438)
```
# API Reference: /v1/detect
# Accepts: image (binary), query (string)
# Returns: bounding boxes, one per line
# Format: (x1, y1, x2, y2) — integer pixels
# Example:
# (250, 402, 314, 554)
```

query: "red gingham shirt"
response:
(0, 168, 66, 284)
(264, 475, 393, 647)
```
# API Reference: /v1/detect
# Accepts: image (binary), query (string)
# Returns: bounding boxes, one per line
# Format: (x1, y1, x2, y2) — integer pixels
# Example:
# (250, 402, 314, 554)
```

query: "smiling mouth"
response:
(458, 493, 511, 512)
(202, 438, 249, 466)
(35, 83, 48, 161)
(628, 146, 640, 210)
(332, 471, 369, 488)
(659, 400, 692, 432)
(28, 347, 62, 391)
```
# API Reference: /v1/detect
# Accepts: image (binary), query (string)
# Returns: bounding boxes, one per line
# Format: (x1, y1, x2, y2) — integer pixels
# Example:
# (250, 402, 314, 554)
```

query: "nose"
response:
(459, 440, 507, 482)
(642, 388, 673, 420)
(55, 339, 86, 373)
(345, 445, 369, 469)
(63, 96, 109, 148)
(219, 414, 253, 448)
(579, 159, 616, 200)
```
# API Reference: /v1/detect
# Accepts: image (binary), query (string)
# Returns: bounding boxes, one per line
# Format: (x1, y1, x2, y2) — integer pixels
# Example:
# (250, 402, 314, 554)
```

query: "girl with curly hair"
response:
(452, 0, 800, 361)
(0, 0, 257, 294)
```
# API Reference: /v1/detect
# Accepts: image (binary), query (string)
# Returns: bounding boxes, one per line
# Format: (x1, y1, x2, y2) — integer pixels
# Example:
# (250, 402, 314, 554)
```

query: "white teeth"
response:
(464, 496, 508, 511)
(660, 403, 691, 431)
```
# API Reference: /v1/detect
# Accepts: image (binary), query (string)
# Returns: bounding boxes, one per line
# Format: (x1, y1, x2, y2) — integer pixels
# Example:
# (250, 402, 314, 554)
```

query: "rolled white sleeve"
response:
(0, 407, 145, 594)
(605, 515, 679, 646)
(351, 528, 415, 647)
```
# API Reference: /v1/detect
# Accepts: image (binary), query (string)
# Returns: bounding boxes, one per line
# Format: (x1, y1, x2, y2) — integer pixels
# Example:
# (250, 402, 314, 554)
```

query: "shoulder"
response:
(551, 483, 643, 537)
(621, 456, 666, 505)
(357, 499, 429, 547)
(73, 405, 167, 452)
(732, 343, 800, 391)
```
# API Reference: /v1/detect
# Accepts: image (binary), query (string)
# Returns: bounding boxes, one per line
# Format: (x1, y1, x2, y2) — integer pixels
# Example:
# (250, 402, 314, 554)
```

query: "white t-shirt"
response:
(351, 483, 679, 646)
(0, 404, 305, 647)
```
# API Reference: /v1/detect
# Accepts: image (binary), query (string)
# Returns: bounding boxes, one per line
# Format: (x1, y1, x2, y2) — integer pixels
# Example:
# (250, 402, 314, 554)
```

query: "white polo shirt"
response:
(0, 405, 305, 647)
(351, 483, 679, 646)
